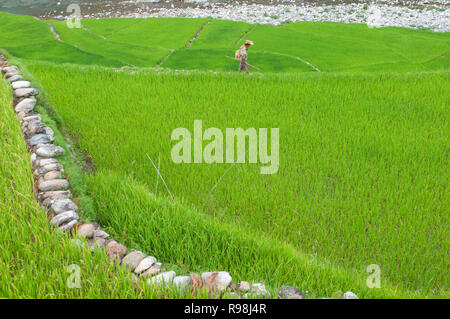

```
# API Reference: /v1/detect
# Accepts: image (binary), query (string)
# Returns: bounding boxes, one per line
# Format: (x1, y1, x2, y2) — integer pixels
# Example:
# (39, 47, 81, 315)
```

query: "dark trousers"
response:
(239, 58, 249, 73)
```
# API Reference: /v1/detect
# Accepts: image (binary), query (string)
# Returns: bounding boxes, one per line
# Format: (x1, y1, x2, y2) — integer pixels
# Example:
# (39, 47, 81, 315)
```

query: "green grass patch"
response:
(0, 11, 54, 46)
(107, 17, 210, 49)
(88, 169, 414, 298)
(50, 20, 170, 67)
(81, 18, 143, 37)
(3, 41, 125, 67)
(189, 20, 253, 49)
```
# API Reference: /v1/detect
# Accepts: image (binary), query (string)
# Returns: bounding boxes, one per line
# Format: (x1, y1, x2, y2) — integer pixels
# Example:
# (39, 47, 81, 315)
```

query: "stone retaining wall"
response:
(0, 54, 358, 300)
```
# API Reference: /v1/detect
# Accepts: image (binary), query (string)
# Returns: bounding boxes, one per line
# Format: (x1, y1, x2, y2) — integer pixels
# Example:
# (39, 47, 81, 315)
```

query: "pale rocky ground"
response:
(2, 1, 448, 32)
(130, 3, 450, 32)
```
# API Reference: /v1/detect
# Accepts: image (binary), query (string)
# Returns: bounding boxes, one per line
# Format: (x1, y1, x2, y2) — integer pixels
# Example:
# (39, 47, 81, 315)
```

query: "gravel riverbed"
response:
(2, 1, 449, 32)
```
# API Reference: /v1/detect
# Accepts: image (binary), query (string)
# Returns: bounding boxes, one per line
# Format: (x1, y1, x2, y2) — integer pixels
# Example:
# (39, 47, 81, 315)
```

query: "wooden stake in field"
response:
(225, 56, 261, 71)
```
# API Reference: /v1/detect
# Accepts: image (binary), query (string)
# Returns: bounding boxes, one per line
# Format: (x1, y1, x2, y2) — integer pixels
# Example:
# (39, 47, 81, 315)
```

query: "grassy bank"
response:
(0, 72, 208, 299)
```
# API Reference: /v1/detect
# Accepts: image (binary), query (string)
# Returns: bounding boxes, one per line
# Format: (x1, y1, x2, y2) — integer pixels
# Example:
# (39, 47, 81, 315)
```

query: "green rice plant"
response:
(106, 17, 210, 49)
(3, 41, 125, 67)
(174, 20, 449, 72)
(50, 20, 171, 67)
(2, 12, 447, 73)
(422, 52, 450, 71)
(0, 12, 125, 67)
(81, 18, 144, 38)
(246, 24, 411, 71)
(189, 20, 253, 49)
(0, 11, 54, 46)
(161, 48, 313, 72)
(25, 61, 450, 297)
(283, 22, 450, 65)
(87, 169, 416, 298)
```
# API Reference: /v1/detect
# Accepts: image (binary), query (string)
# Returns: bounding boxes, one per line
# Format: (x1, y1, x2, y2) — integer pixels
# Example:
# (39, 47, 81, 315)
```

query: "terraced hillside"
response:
(0, 11, 448, 299)
(1, 12, 448, 72)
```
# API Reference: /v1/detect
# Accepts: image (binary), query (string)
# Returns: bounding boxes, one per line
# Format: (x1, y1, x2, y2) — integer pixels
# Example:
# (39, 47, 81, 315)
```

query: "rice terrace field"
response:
(0, 2, 449, 302)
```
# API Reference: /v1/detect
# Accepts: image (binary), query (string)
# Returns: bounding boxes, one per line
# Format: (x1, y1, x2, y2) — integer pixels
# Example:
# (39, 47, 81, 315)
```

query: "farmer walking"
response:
(237, 40, 254, 74)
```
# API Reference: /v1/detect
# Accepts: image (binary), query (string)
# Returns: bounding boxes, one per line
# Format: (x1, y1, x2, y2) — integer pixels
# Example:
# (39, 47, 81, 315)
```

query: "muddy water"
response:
(1, 0, 447, 19)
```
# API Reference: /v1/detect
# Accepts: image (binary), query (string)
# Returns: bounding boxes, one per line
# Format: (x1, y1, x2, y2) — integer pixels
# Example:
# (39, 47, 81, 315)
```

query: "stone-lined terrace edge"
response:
(0, 54, 358, 300)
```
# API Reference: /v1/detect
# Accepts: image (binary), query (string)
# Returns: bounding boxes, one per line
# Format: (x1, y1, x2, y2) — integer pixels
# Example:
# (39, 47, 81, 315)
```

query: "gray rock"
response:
(43, 170, 62, 180)
(122, 250, 145, 271)
(51, 198, 78, 214)
(30, 133, 53, 146)
(16, 111, 26, 120)
(87, 237, 106, 251)
(251, 283, 270, 298)
(12, 81, 30, 89)
(59, 219, 78, 232)
(134, 256, 157, 274)
(147, 271, 176, 287)
(141, 262, 162, 277)
(106, 241, 127, 262)
(39, 163, 63, 175)
(2, 65, 18, 73)
(41, 190, 71, 200)
(14, 88, 38, 98)
(39, 191, 72, 199)
(27, 122, 46, 136)
(78, 223, 95, 238)
(24, 118, 42, 130)
(5, 70, 19, 78)
(239, 281, 251, 293)
(38, 179, 69, 192)
(342, 291, 358, 299)
(50, 210, 79, 226)
(42, 197, 54, 207)
(36, 144, 65, 158)
(7, 74, 23, 82)
(201, 271, 232, 291)
(278, 285, 305, 299)
(23, 114, 41, 122)
(44, 126, 55, 140)
(173, 276, 191, 291)
(15, 98, 36, 113)
(38, 158, 59, 167)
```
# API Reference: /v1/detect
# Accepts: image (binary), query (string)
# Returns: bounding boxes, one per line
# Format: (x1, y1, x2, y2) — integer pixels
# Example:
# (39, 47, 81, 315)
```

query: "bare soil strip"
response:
(49, 23, 61, 41)
(184, 18, 213, 49)
(234, 26, 256, 46)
